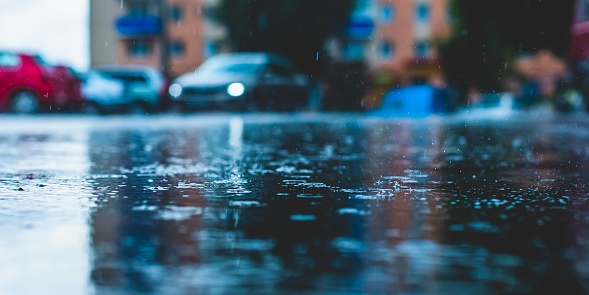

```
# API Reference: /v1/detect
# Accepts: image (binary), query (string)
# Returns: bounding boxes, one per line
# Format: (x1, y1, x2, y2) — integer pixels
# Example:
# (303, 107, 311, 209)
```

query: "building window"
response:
(342, 42, 364, 60)
(583, 0, 589, 21)
(415, 3, 430, 22)
(204, 41, 217, 57)
(379, 41, 394, 60)
(128, 3, 149, 17)
(128, 39, 152, 58)
(415, 41, 429, 57)
(201, 5, 215, 21)
(170, 41, 185, 57)
(354, 0, 373, 16)
(379, 4, 394, 23)
(170, 6, 182, 22)
(447, 4, 456, 24)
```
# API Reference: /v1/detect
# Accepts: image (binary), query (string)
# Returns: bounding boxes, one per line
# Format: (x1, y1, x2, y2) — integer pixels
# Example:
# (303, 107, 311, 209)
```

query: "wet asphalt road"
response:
(1, 112, 589, 294)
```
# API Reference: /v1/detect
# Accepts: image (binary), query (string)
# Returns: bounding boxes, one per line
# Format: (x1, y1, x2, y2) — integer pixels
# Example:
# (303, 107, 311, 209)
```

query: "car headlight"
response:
(169, 83, 182, 98)
(227, 82, 245, 97)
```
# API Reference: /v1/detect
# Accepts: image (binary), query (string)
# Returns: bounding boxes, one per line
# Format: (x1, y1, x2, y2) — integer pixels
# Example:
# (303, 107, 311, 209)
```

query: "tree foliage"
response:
(213, 0, 355, 76)
(439, 0, 575, 100)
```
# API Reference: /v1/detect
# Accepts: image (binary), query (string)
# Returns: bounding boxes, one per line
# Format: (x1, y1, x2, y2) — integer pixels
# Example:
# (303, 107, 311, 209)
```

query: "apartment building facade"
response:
(91, 0, 451, 78)
(337, 0, 452, 76)
(90, 0, 224, 77)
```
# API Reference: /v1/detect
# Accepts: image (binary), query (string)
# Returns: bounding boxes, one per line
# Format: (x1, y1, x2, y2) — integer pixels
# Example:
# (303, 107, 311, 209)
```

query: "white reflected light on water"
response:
(0, 120, 93, 295)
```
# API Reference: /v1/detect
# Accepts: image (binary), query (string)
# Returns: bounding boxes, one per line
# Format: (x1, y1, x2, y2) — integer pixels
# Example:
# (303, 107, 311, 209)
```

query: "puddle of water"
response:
(1, 114, 589, 294)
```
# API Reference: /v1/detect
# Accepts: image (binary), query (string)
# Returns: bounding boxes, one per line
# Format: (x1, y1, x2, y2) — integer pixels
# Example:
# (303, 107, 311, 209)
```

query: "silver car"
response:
(94, 65, 167, 113)
(169, 53, 309, 112)
(80, 70, 126, 113)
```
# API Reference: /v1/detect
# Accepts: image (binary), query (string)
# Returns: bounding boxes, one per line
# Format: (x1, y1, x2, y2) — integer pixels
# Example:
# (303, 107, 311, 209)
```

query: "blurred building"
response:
(90, 0, 225, 77)
(91, 0, 452, 79)
(332, 0, 452, 78)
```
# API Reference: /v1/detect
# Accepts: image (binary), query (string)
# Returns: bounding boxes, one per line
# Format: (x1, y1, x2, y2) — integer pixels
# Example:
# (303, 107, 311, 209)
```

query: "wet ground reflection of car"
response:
(1, 113, 589, 294)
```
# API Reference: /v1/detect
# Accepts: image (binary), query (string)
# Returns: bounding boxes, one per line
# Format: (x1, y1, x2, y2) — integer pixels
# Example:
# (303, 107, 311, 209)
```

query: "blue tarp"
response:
(371, 84, 448, 117)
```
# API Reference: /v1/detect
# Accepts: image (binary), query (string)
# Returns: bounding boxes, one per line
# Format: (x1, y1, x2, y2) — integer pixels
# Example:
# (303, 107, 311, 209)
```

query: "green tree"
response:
(439, 0, 574, 102)
(213, 0, 355, 76)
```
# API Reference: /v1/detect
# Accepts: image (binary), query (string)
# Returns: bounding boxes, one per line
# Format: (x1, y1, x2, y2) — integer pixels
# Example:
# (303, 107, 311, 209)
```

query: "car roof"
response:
(93, 65, 165, 86)
(206, 52, 293, 65)
(93, 64, 161, 74)
(0, 50, 38, 57)
(195, 53, 297, 76)
(93, 65, 164, 79)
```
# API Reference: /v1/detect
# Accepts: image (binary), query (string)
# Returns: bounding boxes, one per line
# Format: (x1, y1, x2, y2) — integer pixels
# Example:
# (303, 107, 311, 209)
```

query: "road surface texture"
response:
(1, 112, 589, 294)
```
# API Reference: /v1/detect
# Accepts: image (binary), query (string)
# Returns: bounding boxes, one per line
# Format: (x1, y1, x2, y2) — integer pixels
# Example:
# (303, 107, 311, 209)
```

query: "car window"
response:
(264, 63, 293, 76)
(0, 53, 20, 67)
(101, 72, 148, 85)
(33, 55, 50, 67)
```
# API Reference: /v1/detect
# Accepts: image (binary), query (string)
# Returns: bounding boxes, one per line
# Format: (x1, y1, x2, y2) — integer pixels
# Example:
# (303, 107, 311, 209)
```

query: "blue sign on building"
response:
(116, 15, 161, 36)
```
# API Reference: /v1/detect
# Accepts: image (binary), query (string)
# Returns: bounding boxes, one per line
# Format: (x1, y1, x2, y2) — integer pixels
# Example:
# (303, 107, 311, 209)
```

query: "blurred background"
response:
(0, 0, 585, 115)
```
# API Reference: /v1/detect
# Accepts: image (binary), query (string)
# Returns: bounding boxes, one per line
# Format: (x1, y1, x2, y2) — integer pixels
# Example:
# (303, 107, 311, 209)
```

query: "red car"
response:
(0, 52, 84, 113)
(53, 65, 85, 109)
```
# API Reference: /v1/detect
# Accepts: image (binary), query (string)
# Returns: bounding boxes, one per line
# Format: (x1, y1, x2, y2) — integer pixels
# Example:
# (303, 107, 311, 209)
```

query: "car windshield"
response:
(32, 55, 55, 71)
(197, 59, 263, 75)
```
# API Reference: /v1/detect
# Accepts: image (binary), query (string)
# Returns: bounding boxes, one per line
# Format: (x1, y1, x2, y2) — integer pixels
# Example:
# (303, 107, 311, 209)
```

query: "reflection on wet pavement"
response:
(1, 113, 589, 294)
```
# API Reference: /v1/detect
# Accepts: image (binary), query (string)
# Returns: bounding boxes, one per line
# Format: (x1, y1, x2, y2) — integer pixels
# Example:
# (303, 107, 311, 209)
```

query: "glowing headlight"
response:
(227, 82, 245, 97)
(169, 83, 182, 98)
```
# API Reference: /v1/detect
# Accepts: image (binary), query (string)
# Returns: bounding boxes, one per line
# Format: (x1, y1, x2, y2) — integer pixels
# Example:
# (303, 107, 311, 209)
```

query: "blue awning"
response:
(344, 16, 374, 39)
(116, 15, 161, 36)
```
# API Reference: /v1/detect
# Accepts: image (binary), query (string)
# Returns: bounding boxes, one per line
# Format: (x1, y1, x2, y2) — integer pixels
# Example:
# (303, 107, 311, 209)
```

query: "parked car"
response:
(93, 65, 167, 113)
(0, 51, 84, 113)
(169, 53, 309, 112)
(53, 65, 85, 110)
(456, 92, 516, 118)
(80, 71, 126, 113)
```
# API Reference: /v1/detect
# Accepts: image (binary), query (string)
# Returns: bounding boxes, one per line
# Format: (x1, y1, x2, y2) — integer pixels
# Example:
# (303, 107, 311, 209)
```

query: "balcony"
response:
(116, 15, 161, 36)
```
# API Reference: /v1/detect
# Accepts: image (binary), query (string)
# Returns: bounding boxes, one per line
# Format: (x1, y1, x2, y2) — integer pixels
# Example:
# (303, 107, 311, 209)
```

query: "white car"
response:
(80, 71, 126, 113)
(94, 65, 167, 113)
